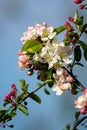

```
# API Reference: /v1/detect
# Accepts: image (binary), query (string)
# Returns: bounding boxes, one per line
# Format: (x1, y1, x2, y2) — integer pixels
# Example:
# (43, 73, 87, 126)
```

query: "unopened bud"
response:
(27, 69, 33, 76)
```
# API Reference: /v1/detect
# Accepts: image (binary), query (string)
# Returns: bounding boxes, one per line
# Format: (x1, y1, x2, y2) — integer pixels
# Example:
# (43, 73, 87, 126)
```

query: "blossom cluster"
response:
(74, 89, 87, 115)
(18, 22, 73, 95)
(73, 0, 87, 9)
(21, 22, 56, 44)
(4, 84, 17, 107)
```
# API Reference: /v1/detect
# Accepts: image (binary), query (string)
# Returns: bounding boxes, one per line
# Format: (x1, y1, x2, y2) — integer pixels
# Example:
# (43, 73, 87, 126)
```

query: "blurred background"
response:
(0, 0, 87, 130)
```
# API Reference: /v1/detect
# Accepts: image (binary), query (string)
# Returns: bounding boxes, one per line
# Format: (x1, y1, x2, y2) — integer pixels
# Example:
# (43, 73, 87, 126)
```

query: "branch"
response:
(63, 66, 86, 90)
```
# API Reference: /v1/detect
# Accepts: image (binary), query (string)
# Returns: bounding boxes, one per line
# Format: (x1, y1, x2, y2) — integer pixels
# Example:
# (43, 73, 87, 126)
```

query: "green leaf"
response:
(8, 111, 16, 118)
(75, 112, 80, 121)
(54, 26, 67, 35)
(20, 79, 25, 88)
(66, 124, 70, 130)
(21, 40, 42, 53)
(74, 10, 79, 23)
(78, 40, 87, 60)
(36, 82, 42, 87)
(78, 16, 84, 26)
(44, 88, 50, 95)
(84, 30, 87, 34)
(63, 37, 70, 45)
(46, 69, 52, 79)
(18, 104, 29, 116)
(29, 93, 41, 104)
(74, 46, 82, 62)
(16, 93, 25, 103)
(20, 79, 28, 93)
(0, 109, 6, 118)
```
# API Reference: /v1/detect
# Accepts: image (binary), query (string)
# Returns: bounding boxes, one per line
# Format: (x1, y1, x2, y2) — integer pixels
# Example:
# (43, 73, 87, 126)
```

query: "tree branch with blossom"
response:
(0, 0, 87, 129)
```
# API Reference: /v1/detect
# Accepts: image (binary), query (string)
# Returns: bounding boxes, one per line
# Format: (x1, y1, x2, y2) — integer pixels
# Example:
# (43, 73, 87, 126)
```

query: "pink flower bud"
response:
(11, 84, 16, 89)
(71, 39, 76, 44)
(18, 55, 28, 63)
(63, 69, 68, 77)
(73, 0, 83, 4)
(66, 76, 74, 82)
(68, 16, 74, 22)
(6, 94, 11, 99)
(79, 4, 85, 9)
(64, 21, 70, 26)
(18, 61, 25, 70)
(83, 89, 87, 94)
(60, 83, 71, 91)
(68, 26, 73, 32)
(33, 65, 38, 70)
(11, 102, 17, 106)
(10, 90, 16, 96)
(25, 61, 32, 68)
(80, 108, 87, 115)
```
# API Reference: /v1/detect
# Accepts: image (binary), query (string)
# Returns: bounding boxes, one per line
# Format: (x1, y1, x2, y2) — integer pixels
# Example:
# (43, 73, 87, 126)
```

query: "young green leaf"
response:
(21, 40, 42, 53)
(36, 82, 42, 87)
(8, 111, 16, 118)
(20, 79, 25, 88)
(78, 40, 87, 60)
(18, 104, 29, 116)
(29, 93, 41, 104)
(75, 112, 80, 121)
(20, 79, 28, 93)
(74, 10, 79, 23)
(44, 87, 50, 95)
(54, 26, 67, 35)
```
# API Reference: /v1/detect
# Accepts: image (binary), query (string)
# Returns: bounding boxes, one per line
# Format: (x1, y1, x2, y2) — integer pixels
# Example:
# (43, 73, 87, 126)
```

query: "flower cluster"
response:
(74, 89, 87, 115)
(4, 84, 17, 107)
(21, 22, 56, 44)
(73, 0, 87, 9)
(18, 22, 73, 95)
(1, 0, 87, 129)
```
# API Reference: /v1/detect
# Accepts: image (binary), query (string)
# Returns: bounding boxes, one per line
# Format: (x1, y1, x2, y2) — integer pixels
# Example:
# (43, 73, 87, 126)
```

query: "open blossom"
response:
(34, 39, 72, 69)
(21, 22, 56, 44)
(74, 89, 87, 114)
(52, 72, 72, 95)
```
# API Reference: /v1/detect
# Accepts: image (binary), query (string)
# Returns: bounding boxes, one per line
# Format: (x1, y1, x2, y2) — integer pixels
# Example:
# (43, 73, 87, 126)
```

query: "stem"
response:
(80, 23, 87, 36)
(22, 84, 44, 102)
(73, 116, 87, 129)
(63, 67, 86, 90)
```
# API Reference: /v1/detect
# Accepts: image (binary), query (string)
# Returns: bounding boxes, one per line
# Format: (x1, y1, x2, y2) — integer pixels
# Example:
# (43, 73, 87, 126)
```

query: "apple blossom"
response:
(74, 89, 87, 114)
(21, 22, 56, 44)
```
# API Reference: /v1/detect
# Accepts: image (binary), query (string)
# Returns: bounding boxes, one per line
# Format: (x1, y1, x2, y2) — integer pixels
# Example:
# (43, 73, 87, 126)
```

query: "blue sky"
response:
(0, 0, 87, 130)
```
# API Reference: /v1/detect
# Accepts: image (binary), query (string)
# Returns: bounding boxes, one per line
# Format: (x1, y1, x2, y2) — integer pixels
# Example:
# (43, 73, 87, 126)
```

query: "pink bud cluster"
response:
(64, 17, 79, 45)
(4, 84, 17, 106)
(73, 0, 86, 9)
(73, 0, 83, 4)
(60, 70, 74, 91)
(74, 89, 87, 115)
(18, 51, 32, 70)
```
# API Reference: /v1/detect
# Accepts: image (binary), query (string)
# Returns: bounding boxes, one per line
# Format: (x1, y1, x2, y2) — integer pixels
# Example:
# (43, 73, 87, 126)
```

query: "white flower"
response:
(74, 94, 87, 109)
(52, 83, 63, 95)
(21, 22, 56, 44)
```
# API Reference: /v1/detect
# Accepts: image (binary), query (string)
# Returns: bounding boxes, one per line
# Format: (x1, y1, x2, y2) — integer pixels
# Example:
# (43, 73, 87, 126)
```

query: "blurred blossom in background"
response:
(0, 0, 87, 130)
